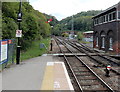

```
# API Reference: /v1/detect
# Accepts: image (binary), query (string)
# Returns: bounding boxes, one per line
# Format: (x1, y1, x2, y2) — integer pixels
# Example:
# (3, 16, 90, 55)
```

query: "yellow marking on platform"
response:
(41, 62, 54, 90)
(41, 62, 74, 90)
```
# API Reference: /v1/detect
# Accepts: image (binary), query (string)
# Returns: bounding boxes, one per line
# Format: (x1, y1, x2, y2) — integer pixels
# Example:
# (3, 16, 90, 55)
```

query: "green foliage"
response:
(74, 10, 102, 18)
(2, 17, 18, 39)
(59, 10, 102, 32)
(73, 16, 93, 31)
(51, 24, 62, 36)
(77, 32, 84, 40)
(21, 38, 50, 60)
(2, 2, 19, 20)
(2, 2, 51, 50)
(62, 33, 69, 37)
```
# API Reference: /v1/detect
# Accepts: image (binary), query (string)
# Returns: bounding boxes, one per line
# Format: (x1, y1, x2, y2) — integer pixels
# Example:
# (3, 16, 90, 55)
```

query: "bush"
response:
(62, 33, 69, 37)
(20, 39, 32, 51)
(77, 32, 84, 40)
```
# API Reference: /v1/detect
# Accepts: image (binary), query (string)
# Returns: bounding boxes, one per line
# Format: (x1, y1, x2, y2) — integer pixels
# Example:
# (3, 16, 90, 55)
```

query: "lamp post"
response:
(16, 0, 22, 64)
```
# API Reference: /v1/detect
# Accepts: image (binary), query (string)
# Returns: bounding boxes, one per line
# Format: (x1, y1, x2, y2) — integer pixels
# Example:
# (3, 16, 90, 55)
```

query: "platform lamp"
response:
(16, 0, 22, 64)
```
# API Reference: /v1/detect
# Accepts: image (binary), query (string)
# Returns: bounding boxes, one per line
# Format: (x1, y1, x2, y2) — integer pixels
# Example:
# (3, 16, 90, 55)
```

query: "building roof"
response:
(83, 31, 93, 34)
(93, 2, 120, 18)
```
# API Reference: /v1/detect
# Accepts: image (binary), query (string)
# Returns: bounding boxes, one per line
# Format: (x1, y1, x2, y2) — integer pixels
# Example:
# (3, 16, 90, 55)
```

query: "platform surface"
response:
(2, 56, 51, 90)
(1, 55, 74, 91)
(41, 62, 74, 90)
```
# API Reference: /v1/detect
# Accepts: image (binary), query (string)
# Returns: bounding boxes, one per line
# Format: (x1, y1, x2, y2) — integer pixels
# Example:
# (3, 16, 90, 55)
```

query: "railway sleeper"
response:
(80, 81, 100, 86)
(77, 70, 90, 72)
(81, 84, 106, 90)
(78, 76, 97, 80)
(75, 72, 92, 76)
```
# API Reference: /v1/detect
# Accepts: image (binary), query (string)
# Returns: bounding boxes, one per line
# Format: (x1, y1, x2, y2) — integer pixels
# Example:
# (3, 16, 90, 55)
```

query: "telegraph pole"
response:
(16, 0, 22, 64)
(71, 15, 74, 31)
(70, 15, 74, 39)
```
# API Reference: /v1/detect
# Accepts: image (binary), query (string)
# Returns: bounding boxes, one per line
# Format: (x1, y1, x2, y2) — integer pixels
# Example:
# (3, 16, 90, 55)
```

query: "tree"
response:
(77, 32, 84, 40)
(2, 17, 18, 39)
(2, 2, 51, 50)
(59, 10, 101, 32)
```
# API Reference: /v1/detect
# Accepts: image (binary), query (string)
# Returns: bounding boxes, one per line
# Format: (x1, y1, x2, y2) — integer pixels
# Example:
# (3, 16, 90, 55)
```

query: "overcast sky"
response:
(29, 0, 120, 20)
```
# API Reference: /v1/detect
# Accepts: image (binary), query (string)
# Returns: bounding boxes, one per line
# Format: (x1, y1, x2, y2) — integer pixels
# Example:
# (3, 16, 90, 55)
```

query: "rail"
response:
(55, 37, 115, 92)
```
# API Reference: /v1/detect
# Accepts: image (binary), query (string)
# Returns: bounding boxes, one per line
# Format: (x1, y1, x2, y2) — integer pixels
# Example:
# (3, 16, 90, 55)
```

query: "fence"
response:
(0, 39, 16, 70)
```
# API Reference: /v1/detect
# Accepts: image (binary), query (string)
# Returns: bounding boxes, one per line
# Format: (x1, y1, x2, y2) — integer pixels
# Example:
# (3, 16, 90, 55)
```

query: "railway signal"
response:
(46, 19, 52, 23)
(105, 65, 111, 77)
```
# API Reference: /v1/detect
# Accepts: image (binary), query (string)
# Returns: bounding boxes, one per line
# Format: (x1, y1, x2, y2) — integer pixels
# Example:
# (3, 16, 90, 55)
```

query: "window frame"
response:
(112, 11, 116, 20)
(109, 37, 113, 50)
(96, 37, 98, 47)
(117, 11, 120, 20)
(101, 36, 105, 48)
(94, 11, 117, 26)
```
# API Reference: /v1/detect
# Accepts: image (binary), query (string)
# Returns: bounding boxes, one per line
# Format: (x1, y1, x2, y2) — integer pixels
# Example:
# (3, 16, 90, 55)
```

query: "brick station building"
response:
(92, 2, 120, 55)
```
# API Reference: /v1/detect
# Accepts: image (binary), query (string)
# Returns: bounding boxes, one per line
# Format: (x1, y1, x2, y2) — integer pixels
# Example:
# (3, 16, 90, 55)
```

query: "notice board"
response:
(0, 40, 8, 64)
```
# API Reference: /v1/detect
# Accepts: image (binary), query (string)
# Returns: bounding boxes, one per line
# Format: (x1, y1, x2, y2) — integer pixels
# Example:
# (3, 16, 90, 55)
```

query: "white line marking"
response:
(55, 62, 74, 90)
(47, 62, 54, 66)
(54, 81, 60, 88)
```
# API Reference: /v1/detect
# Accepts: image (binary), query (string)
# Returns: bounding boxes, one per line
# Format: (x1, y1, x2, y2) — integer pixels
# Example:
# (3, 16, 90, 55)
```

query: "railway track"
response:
(54, 37, 115, 92)
(59, 38, 120, 75)
(74, 41, 120, 66)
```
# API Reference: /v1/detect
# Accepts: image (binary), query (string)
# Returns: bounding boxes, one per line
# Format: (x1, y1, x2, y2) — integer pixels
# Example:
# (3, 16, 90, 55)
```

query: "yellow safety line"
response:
(41, 64, 54, 90)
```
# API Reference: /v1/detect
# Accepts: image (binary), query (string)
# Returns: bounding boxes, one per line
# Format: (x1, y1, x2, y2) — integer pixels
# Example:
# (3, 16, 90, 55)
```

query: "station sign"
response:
(16, 30, 22, 37)
(0, 40, 8, 64)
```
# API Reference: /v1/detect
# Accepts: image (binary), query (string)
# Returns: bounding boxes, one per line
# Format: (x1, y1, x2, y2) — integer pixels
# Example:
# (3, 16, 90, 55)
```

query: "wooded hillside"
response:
(52, 10, 102, 36)
(60, 10, 102, 31)
(2, 2, 51, 50)
(2, 2, 102, 49)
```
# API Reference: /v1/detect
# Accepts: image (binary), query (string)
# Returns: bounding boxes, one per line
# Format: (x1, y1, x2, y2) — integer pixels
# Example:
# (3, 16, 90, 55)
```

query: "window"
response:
(109, 14, 112, 21)
(103, 16, 106, 22)
(108, 11, 116, 21)
(96, 19, 98, 24)
(106, 14, 108, 21)
(99, 17, 103, 24)
(109, 37, 113, 50)
(94, 19, 96, 24)
(96, 37, 98, 47)
(98, 18, 100, 24)
(94, 19, 98, 25)
(101, 16, 104, 23)
(101, 37, 105, 48)
(112, 12, 116, 20)
(118, 11, 120, 19)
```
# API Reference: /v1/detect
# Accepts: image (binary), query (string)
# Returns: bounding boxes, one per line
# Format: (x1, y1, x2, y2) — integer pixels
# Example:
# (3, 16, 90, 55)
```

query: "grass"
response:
(21, 38, 50, 61)
(0, 38, 50, 71)
(78, 40, 92, 44)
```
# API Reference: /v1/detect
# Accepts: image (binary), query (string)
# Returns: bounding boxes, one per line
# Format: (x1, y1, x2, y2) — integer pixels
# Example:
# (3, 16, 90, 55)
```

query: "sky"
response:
(29, 0, 120, 20)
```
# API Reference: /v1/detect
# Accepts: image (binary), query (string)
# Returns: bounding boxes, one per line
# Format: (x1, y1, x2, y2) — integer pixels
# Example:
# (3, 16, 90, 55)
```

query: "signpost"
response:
(16, 30, 22, 37)
(16, 0, 22, 64)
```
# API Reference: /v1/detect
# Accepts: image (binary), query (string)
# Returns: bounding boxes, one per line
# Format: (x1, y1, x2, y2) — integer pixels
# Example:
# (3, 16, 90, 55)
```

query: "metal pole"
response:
(71, 15, 74, 35)
(16, 0, 22, 64)
(72, 15, 74, 31)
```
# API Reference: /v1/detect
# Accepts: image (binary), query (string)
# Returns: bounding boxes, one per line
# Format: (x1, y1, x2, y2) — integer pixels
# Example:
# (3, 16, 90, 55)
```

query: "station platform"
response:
(1, 55, 74, 91)
(41, 62, 74, 90)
